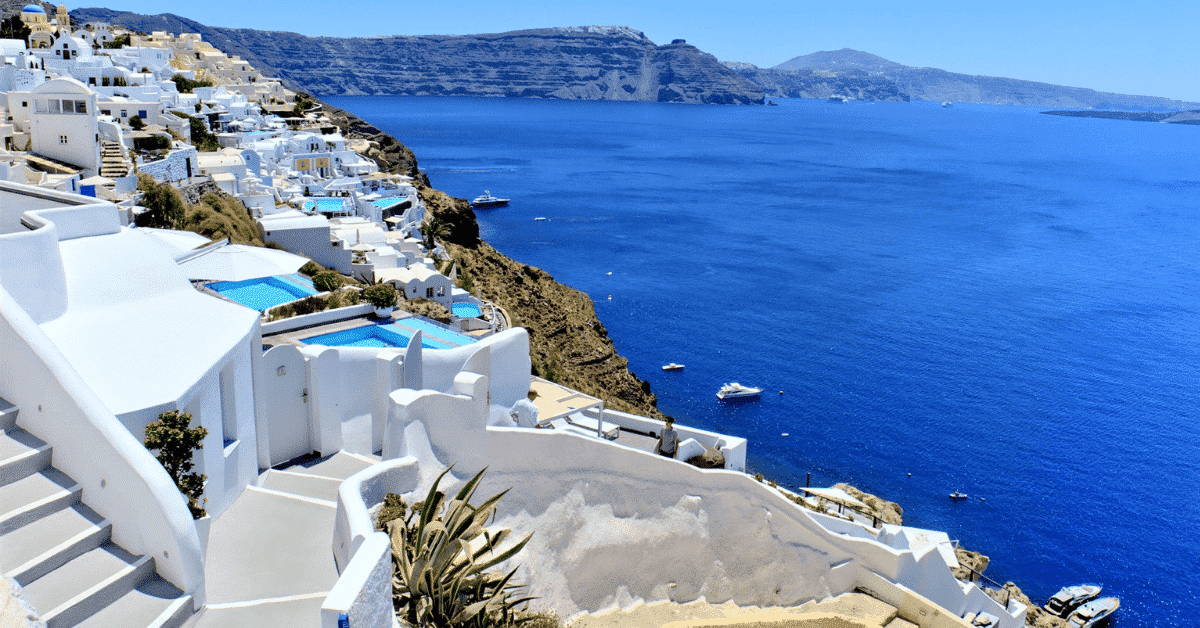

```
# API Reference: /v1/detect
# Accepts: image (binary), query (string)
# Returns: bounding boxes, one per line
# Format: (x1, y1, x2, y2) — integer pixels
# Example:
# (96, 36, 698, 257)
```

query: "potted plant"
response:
(363, 283, 398, 317)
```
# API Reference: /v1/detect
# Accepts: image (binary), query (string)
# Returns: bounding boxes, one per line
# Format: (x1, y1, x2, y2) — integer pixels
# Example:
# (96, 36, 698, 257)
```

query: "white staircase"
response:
(99, 141, 132, 179)
(0, 400, 194, 628)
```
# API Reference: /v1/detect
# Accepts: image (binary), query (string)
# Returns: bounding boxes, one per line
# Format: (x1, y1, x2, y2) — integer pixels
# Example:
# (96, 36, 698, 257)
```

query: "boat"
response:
(534, 217, 547, 221)
(1045, 585, 1102, 618)
(942, 101, 953, 108)
(717, 382, 762, 400)
(662, 363, 685, 371)
(470, 190, 510, 208)
(828, 95, 848, 103)
(1067, 597, 1119, 628)
(949, 491, 969, 501)
(767, 99, 779, 106)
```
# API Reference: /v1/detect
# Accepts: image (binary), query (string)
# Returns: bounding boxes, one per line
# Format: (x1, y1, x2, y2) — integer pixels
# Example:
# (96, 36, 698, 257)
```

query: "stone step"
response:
(260, 469, 343, 503)
(0, 427, 52, 487)
(885, 616, 920, 628)
(0, 468, 82, 535)
(0, 398, 17, 432)
(22, 542, 154, 628)
(73, 577, 192, 628)
(280, 450, 379, 480)
(0, 502, 112, 586)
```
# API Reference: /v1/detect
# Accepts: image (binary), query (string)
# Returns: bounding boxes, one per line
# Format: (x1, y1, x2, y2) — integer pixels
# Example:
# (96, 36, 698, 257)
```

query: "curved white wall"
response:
(0, 286, 205, 604)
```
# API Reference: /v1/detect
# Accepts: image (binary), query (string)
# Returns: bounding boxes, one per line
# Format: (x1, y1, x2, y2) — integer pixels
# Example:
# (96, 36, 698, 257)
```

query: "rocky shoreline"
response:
(319, 96, 1060, 626)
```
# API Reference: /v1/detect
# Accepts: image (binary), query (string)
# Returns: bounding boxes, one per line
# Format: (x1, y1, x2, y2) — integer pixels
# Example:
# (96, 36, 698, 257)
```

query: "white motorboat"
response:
(717, 382, 762, 400)
(1067, 597, 1119, 628)
(949, 491, 969, 501)
(662, 363, 685, 371)
(470, 190, 509, 208)
(1045, 585, 1102, 618)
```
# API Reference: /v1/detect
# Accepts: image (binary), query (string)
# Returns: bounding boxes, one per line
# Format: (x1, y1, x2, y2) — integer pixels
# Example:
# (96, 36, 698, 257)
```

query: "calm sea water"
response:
(327, 95, 1200, 626)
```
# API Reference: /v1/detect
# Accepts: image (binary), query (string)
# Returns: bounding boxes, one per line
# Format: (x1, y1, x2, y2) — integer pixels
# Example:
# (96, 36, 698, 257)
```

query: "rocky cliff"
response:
(729, 48, 1199, 110)
(69, 9, 763, 105)
(315, 99, 662, 419)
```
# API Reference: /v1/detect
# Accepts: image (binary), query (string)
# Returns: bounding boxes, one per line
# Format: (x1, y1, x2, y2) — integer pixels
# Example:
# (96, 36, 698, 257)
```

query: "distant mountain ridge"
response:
(68, 8, 765, 104)
(729, 48, 1198, 110)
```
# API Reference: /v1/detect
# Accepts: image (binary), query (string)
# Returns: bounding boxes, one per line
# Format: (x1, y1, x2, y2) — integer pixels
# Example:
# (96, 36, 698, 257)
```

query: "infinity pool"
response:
(210, 274, 317, 311)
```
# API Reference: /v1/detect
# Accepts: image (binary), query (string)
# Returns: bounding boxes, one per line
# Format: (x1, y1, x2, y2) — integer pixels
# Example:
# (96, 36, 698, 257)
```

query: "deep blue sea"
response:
(327, 96, 1200, 626)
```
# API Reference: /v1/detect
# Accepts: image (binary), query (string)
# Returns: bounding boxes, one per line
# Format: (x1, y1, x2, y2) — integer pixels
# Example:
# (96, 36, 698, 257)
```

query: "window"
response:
(426, 287, 434, 298)
(61, 100, 75, 114)
(48, 100, 60, 114)
(34, 100, 47, 113)
(437, 286, 445, 297)
(59, 134, 68, 144)
(120, 110, 127, 117)
(138, 109, 147, 118)
(75, 100, 86, 114)
(21, 101, 27, 108)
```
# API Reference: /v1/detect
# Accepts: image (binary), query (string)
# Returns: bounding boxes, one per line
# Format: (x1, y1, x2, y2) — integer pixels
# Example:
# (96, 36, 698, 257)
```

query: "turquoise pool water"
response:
(451, 302, 482, 318)
(310, 198, 349, 213)
(370, 198, 409, 210)
(390, 318, 476, 347)
(302, 323, 446, 349)
(301, 316, 477, 350)
(210, 274, 317, 311)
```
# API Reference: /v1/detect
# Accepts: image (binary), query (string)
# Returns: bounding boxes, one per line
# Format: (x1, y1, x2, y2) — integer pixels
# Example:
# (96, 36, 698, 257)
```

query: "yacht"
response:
(828, 95, 849, 104)
(662, 363, 685, 371)
(949, 491, 970, 501)
(1067, 597, 1119, 628)
(717, 382, 762, 400)
(942, 101, 954, 108)
(1045, 585, 1102, 618)
(470, 190, 510, 208)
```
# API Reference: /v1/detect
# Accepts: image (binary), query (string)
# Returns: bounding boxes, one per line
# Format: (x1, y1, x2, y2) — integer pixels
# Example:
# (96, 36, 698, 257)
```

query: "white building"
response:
(27, 77, 101, 176)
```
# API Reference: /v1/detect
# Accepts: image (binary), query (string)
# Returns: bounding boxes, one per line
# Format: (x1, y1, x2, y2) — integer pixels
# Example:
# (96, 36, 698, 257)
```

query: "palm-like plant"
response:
(423, 214, 450, 252)
(385, 467, 535, 628)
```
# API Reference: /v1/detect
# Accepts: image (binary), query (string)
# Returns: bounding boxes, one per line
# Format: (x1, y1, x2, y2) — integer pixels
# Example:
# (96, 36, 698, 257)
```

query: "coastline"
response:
(314, 94, 1063, 627)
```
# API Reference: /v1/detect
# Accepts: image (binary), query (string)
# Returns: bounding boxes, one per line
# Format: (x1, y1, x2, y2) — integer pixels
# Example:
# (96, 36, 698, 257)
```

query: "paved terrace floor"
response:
(183, 451, 380, 628)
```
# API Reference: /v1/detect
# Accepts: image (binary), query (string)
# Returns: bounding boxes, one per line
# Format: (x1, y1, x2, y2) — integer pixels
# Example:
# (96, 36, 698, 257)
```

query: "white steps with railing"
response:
(0, 400, 193, 628)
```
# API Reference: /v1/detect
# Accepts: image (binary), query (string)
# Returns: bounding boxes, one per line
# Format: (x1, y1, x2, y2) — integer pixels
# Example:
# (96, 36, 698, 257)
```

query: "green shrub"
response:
(129, 115, 145, 130)
(102, 33, 130, 49)
(382, 467, 534, 628)
(363, 284, 398, 309)
(171, 75, 213, 94)
(312, 270, 343, 293)
(299, 260, 324, 276)
(144, 410, 208, 519)
(134, 174, 186, 230)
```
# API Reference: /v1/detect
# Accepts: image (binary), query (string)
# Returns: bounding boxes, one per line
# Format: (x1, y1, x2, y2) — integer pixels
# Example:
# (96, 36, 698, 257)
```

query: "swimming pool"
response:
(370, 198, 410, 210)
(306, 198, 349, 213)
(302, 323, 447, 349)
(451, 302, 482, 318)
(390, 318, 476, 347)
(210, 274, 317, 311)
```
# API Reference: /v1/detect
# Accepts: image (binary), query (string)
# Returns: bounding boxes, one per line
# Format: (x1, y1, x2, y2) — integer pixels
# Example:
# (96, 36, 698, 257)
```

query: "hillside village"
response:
(1, 7, 1034, 628)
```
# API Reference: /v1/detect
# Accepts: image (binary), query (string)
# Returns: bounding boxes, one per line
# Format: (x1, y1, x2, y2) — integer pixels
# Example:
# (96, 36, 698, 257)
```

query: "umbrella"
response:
(350, 243, 375, 252)
(178, 244, 311, 282)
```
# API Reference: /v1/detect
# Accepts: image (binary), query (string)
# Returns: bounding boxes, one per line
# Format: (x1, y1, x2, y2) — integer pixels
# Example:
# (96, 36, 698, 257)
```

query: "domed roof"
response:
(22, 4, 47, 12)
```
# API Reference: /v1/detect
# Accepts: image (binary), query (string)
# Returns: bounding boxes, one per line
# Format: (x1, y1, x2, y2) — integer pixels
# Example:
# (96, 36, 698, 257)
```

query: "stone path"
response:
(183, 451, 379, 628)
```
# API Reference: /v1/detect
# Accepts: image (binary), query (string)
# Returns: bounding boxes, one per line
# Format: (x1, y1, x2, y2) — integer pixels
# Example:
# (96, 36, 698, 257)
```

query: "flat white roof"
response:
(39, 228, 259, 415)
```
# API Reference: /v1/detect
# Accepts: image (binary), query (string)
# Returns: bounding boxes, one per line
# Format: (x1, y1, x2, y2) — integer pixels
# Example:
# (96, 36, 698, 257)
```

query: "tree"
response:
(363, 284, 398, 310)
(134, 174, 186, 229)
(144, 410, 208, 519)
(129, 115, 145, 130)
(0, 16, 31, 42)
(423, 215, 449, 252)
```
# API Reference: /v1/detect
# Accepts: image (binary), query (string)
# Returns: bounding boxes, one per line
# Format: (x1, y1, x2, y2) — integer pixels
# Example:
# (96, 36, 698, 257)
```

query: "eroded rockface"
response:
(316, 98, 660, 419)
(68, 10, 764, 105)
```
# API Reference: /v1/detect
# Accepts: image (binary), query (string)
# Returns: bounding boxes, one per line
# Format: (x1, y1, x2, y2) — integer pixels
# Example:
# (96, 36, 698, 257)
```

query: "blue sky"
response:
(100, 0, 1199, 102)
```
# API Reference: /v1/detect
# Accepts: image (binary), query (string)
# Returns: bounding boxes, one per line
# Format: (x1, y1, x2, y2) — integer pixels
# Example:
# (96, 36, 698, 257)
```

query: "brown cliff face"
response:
(317, 99, 661, 419)
(68, 10, 764, 105)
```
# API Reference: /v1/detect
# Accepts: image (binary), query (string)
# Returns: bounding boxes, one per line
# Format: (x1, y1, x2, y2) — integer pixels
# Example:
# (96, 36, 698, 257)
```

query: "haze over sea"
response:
(328, 95, 1200, 626)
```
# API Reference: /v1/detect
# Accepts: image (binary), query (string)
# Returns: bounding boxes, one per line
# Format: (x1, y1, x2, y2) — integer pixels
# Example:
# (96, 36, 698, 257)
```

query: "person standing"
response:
(656, 417, 679, 458)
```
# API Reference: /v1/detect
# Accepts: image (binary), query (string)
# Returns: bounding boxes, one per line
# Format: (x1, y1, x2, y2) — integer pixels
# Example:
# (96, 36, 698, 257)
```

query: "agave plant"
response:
(385, 467, 534, 628)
